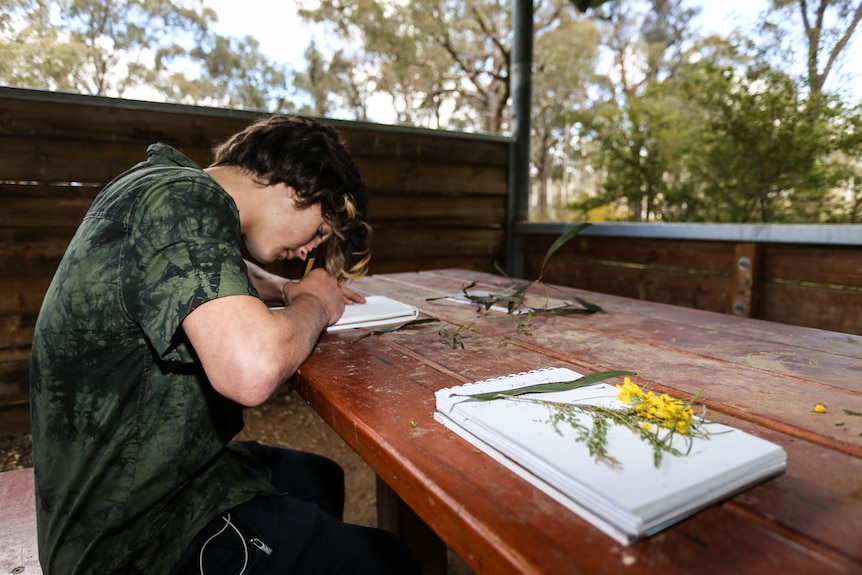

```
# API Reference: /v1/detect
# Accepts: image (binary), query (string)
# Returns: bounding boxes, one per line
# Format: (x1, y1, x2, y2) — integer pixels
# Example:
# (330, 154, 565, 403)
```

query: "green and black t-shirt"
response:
(30, 144, 277, 574)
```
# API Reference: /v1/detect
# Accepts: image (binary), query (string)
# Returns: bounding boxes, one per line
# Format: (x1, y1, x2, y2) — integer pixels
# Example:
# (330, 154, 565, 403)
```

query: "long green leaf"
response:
(492, 261, 510, 278)
(540, 222, 591, 274)
(458, 370, 635, 401)
(543, 307, 597, 315)
(572, 296, 605, 313)
(350, 317, 440, 341)
(534, 295, 605, 315)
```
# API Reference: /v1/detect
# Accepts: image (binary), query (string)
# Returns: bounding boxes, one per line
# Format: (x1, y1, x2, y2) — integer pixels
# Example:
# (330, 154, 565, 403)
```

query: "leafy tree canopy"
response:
(1, 0, 860, 223)
(0, 0, 298, 110)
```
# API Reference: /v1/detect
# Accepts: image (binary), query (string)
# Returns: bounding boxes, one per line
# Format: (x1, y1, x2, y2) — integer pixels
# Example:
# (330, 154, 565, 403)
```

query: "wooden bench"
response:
(0, 468, 42, 574)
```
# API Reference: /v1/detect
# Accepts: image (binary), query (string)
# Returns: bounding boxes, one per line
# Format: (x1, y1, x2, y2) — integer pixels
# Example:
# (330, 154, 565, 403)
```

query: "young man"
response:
(29, 115, 419, 574)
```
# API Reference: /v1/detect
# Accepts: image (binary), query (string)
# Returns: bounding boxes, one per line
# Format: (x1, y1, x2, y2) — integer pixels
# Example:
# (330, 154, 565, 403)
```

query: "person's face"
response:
(245, 183, 333, 264)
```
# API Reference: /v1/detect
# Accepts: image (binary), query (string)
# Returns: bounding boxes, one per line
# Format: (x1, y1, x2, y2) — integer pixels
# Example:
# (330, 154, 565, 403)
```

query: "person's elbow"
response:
(208, 355, 288, 407)
(182, 295, 320, 407)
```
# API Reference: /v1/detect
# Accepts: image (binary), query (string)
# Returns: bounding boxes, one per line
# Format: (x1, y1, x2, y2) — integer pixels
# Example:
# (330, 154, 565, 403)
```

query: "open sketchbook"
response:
(434, 367, 787, 545)
(327, 295, 419, 332)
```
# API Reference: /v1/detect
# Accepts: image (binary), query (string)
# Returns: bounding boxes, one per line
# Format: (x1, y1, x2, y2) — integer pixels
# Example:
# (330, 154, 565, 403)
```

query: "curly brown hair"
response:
(211, 115, 371, 281)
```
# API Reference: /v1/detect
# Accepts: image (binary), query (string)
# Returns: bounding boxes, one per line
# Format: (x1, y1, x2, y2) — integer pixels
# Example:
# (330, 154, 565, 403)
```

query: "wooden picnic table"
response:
(292, 268, 862, 575)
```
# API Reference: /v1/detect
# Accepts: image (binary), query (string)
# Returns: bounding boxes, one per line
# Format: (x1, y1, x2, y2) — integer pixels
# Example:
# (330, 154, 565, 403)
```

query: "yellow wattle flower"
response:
(616, 378, 695, 435)
(616, 377, 643, 404)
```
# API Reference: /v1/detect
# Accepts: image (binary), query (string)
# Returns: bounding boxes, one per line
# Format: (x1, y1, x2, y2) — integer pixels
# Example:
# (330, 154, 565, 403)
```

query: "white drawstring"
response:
(199, 513, 248, 575)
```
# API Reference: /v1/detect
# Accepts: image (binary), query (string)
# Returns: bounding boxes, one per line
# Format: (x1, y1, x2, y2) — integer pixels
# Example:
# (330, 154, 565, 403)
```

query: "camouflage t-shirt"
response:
(30, 144, 278, 574)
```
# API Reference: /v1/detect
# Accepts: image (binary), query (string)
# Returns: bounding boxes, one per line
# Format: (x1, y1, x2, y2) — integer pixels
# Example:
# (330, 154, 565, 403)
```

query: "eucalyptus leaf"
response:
(458, 370, 635, 401)
(572, 296, 605, 313)
(511, 281, 533, 302)
(534, 295, 604, 315)
(350, 317, 440, 341)
(540, 222, 591, 274)
(542, 307, 598, 315)
(492, 261, 510, 278)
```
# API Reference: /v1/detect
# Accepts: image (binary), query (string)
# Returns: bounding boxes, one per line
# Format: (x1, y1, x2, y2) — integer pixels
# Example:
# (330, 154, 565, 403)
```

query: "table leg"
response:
(376, 476, 448, 575)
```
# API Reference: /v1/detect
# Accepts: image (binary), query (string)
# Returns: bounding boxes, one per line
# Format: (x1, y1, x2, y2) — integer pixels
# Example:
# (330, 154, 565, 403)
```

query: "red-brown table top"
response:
(293, 269, 862, 575)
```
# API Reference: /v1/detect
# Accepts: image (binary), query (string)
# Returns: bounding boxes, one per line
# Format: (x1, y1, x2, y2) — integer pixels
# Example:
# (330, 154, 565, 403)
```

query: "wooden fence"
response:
(0, 87, 511, 433)
(2, 87, 860, 435)
(522, 223, 862, 337)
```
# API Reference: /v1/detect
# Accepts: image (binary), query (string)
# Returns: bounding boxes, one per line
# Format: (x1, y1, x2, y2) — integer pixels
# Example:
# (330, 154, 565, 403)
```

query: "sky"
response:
(204, 0, 768, 68)
(201, 0, 861, 112)
(203, 0, 320, 72)
(202, 0, 766, 68)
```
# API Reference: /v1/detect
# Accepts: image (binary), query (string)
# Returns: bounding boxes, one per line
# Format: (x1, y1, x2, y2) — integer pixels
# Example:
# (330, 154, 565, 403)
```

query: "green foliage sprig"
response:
(353, 224, 598, 346)
(427, 223, 605, 318)
(350, 317, 439, 342)
(438, 323, 474, 349)
(459, 373, 712, 468)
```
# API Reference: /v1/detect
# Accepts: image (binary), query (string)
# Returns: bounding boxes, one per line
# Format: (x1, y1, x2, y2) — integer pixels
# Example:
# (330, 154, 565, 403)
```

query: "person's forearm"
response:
(185, 268, 344, 407)
(245, 259, 289, 305)
(184, 293, 330, 407)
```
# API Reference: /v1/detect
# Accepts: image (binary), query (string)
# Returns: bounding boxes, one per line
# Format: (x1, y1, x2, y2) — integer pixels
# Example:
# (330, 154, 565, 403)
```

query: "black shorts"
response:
(169, 442, 419, 575)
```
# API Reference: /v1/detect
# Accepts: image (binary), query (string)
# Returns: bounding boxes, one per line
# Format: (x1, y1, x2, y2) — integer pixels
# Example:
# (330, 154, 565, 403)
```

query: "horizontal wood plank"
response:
(358, 159, 507, 195)
(0, 313, 35, 352)
(761, 244, 862, 286)
(539, 260, 732, 312)
(0, 94, 509, 166)
(0, 275, 52, 316)
(524, 235, 736, 274)
(368, 193, 507, 225)
(337, 126, 510, 166)
(0, 358, 29, 402)
(0, 183, 99, 229)
(0, 138, 214, 181)
(370, 227, 505, 259)
(369, 258, 499, 275)
(0, 403, 30, 436)
(759, 283, 862, 335)
(0, 94, 257, 146)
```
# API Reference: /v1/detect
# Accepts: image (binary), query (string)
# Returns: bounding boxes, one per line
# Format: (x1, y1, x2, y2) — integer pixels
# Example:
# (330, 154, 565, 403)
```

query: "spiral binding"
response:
(455, 367, 576, 394)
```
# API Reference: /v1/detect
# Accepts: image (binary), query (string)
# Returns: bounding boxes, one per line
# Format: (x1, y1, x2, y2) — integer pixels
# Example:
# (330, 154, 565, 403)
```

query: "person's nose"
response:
(298, 242, 318, 261)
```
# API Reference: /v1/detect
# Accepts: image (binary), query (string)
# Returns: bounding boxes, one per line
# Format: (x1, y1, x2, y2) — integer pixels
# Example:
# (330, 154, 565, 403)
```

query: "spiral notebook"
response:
(434, 367, 787, 544)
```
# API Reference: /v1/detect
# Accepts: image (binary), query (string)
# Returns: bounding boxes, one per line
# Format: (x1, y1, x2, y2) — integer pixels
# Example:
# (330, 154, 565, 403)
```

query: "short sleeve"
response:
(123, 175, 257, 362)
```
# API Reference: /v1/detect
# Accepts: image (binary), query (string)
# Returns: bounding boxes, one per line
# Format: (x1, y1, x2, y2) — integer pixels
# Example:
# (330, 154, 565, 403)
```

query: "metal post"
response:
(507, 0, 533, 278)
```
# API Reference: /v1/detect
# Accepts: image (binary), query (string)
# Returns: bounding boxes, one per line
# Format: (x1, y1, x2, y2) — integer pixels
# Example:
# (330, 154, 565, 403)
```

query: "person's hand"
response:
(341, 285, 366, 305)
(281, 268, 345, 326)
